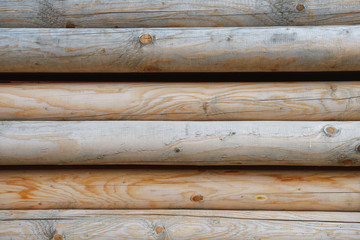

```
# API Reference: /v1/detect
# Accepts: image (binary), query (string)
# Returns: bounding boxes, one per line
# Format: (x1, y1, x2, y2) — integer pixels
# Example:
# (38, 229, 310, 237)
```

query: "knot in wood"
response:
(296, 4, 305, 11)
(53, 234, 63, 240)
(191, 194, 204, 202)
(139, 34, 153, 44)
(356, 144, 360, 153)
(155, 226, 163, 234)
(323, 125, 340, 137)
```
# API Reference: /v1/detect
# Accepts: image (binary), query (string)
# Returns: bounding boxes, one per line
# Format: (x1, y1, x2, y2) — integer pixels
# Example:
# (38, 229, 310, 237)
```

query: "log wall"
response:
(1, 1, 359, 237)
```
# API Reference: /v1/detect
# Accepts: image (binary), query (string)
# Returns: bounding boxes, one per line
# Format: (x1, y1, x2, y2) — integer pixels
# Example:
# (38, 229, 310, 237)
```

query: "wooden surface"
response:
(1, 82, 360, 121)
(0, 167, 359, 211)
(1, 210, 360, 239)
(1, 0, 360, 28)
(1, 121, 359, 166)
(1, 26, 360, 72)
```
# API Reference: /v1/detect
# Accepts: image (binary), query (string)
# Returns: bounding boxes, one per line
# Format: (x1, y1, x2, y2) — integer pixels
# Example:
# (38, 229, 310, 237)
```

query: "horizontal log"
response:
(1, 121, 359, 166)
(1, 0, 360, 28)
(1, 210, 359, 239)
(1, 82, 360, 121)
(0, 167, 359, 210)
(1, 26, 360, 72)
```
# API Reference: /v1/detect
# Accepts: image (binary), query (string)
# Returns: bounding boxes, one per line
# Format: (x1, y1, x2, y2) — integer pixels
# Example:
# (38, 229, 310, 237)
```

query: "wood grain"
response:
(1, 26, 360, 72)
(0, 167, 359, 210)
(1, 121, 359, 166)
(1, 0, 360, 28)
(1, 82, 360, 121)
(1, 210, 360, 239)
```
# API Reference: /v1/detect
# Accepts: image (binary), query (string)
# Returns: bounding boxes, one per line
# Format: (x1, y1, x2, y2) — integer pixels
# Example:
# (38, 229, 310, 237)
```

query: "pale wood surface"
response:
(1, 26, 360, 72)
(0, 121, 359, 166)
(1, 0, 360, 28)
(1, 82, 360, 121)
(1, 210, 360, 240)
(0, 167, 359, 211)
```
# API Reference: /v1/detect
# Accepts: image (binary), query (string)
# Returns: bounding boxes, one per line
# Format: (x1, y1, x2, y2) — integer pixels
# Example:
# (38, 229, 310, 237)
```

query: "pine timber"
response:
(1, 82, 360, 121)
(1, 210, 359, 239)
(1, 0, 360, 28)
(0, 121, 359, 166)
(1, 26, 360, 72)
(0, 167, 359, 211)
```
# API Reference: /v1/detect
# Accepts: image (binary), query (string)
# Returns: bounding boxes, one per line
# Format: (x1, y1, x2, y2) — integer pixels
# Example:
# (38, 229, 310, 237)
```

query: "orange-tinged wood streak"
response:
(0, 167, 359, 211)
(1, 26, 360, 72)
(1, 0, 360, 28)
(1, 82, 360, 121)
(1, 210, 360, 239)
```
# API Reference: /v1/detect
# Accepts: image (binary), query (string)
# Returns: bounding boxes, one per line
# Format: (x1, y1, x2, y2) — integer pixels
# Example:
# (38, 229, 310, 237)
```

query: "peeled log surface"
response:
(0, 167, 359, 210)
(1, 210, 360, 240)
(1, 82, 360, 121)
(1, 0, 360, 28)
(1, 26, 360, 72)
(1, 121, 360, 166)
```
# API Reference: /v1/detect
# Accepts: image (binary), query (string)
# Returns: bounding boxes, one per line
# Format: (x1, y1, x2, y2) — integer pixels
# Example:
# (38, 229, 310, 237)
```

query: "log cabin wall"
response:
(0, 0, 360, 239)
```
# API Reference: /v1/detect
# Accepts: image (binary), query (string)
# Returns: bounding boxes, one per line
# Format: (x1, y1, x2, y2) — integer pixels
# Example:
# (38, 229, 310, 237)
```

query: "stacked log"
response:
(1, 0, 360, 28)
(0, 167, 359, 211)
(0, 82, 359, 121)
(0, 121, 359, 166)
(0, 0, 360, 239)
(1, 210, 359, 239)
(1, 26, 360, 72)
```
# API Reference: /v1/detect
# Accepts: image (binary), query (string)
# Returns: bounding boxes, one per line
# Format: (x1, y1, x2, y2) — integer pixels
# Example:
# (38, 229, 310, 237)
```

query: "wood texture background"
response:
(1, 121, 359, 166)
(1, 26, 360, 72)
(0, 167, 359, 211)
(1, 0, 360, 28)
(1, 82, 360, 121)
(1, 210, 360, 239)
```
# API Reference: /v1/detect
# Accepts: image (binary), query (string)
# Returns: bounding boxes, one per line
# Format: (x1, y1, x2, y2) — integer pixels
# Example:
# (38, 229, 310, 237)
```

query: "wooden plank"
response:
(1, 26, 360, 72)
(1, 81, 360, 121)
(1, 210, 360, 239)
(0, 167, 359, 211)
(1, 121, 359, 166)
(1, 0, 360, 28)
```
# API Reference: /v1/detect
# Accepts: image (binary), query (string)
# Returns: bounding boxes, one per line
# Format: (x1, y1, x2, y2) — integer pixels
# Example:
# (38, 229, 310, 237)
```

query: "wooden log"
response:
(1, 210, 359, 239)
(1, 0, 360, 28)
(1, 81, 360, 121)
(1, 26, 360, 72)
(1, 121, 359, 166)
(0, 167, 359, 210)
